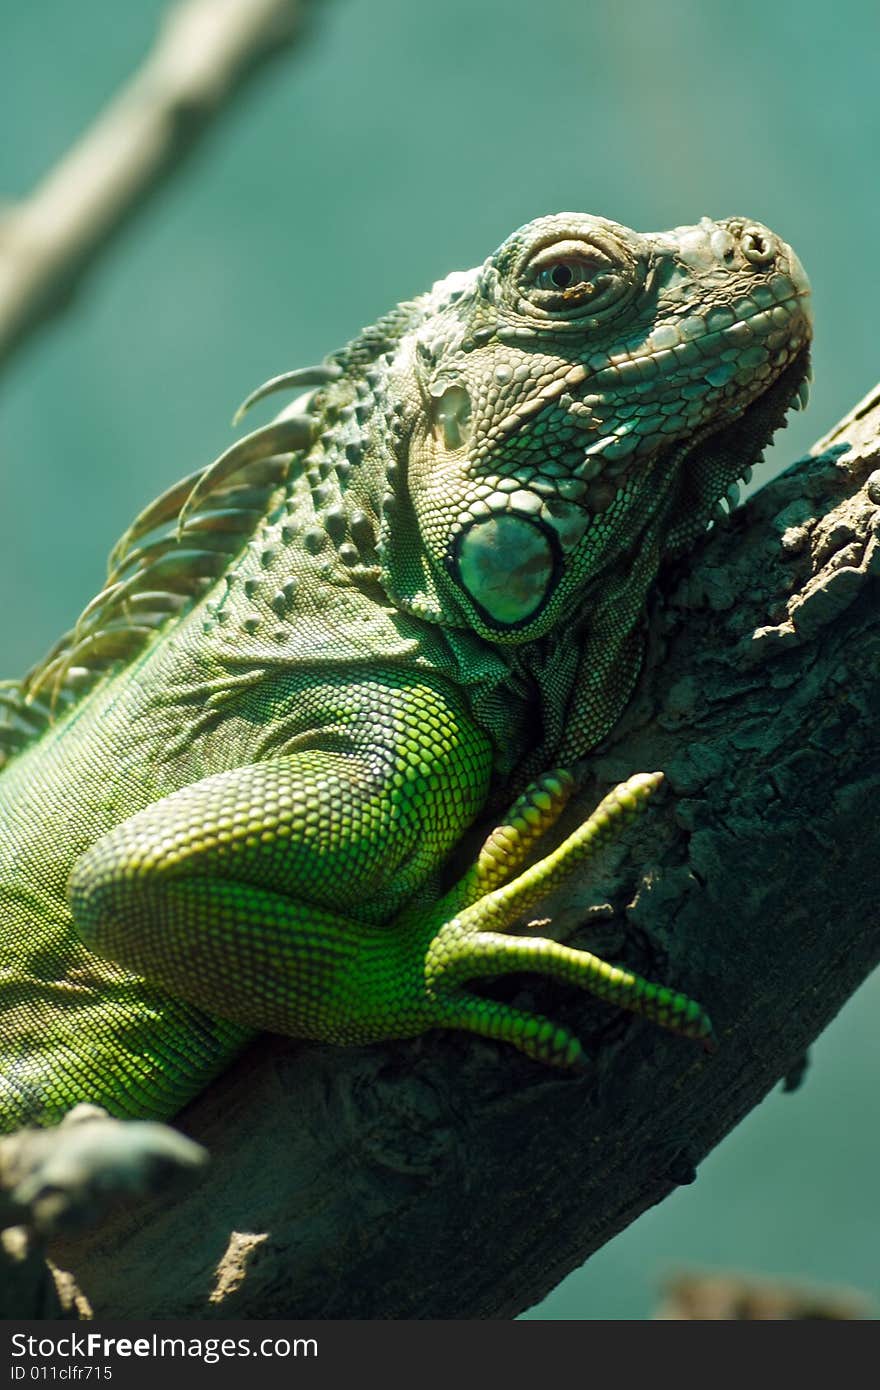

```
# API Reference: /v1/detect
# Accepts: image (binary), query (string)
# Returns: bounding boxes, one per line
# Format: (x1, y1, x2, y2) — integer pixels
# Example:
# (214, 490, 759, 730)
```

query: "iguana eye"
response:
(527, 244, 608, 305)
(515, 234, 639, 322)
(535, 259, 595, 292)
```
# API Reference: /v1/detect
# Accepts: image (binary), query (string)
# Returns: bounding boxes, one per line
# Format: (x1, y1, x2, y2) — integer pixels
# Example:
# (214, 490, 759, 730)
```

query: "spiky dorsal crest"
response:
(0, 368, 338, 770)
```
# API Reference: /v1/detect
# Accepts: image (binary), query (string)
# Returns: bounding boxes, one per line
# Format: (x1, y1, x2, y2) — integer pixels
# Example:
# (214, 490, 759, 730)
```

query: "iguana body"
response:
(0, 213, 811, 1133)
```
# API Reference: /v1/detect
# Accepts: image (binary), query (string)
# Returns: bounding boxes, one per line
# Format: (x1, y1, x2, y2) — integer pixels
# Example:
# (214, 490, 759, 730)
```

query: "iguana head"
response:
(376, 212, 811, 642)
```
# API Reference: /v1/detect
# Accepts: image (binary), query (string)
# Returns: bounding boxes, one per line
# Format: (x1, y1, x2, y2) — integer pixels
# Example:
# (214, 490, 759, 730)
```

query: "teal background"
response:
(2, 0, 877, 1318)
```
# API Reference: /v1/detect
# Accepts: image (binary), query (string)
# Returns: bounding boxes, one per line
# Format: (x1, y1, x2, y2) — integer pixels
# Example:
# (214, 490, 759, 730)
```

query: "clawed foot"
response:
(414, 771, 715, 1069)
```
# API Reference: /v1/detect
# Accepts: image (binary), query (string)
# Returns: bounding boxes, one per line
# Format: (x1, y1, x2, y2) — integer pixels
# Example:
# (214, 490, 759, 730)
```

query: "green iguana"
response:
(0, 212, 812, 1134)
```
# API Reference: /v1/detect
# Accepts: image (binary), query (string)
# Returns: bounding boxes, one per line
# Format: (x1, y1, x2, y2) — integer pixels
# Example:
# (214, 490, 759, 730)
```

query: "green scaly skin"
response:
(0, 213, 812, 1132)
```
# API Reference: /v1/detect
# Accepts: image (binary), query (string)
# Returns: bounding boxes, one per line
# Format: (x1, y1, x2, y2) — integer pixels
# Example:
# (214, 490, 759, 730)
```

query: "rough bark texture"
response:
(33, 392, 880, 1316)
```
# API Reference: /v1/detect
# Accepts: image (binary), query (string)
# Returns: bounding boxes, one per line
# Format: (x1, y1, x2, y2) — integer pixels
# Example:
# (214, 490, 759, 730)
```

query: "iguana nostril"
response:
(741, 226, 776, 266)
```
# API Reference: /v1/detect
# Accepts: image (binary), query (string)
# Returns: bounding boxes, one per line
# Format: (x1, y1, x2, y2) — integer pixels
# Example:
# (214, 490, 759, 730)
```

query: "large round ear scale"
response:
(448, 512, 562, 632)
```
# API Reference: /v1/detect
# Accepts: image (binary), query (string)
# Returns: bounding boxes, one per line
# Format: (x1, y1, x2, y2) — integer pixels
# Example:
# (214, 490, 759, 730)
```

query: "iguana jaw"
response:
(663, 345, 812, 553)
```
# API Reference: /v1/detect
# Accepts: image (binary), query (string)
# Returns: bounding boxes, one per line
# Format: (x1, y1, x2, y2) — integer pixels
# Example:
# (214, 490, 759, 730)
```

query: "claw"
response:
(420, 769, 715, 1066)
(464, 770, 662, 935)
(446, 768, 578, 913)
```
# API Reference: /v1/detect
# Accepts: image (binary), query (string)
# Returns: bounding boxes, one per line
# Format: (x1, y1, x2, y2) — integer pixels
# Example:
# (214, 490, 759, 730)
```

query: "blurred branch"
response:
(0, 0, 313, 373)
(0, 1105, 205, 1319)
(655, 1270, 875, 1320)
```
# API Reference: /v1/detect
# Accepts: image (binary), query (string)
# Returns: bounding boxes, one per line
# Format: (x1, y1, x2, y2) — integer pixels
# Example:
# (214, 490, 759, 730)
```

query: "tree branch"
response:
(0, 0, 312, 373)
(0, 1108, 205, 1319)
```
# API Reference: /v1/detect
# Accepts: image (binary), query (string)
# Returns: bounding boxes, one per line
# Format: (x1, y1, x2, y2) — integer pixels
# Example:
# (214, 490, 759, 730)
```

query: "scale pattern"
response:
(0, 212, 812, 1131)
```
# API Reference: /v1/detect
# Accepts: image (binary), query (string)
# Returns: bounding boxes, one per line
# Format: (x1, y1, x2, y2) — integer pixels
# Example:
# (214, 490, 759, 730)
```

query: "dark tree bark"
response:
(22, 389, 880, 1316)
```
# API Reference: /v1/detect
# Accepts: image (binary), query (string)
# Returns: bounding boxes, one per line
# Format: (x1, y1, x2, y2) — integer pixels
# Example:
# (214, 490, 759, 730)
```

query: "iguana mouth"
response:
(562, 341, 812, 553)
(662, 344, 812, 551)
(569, 312, 812, 531)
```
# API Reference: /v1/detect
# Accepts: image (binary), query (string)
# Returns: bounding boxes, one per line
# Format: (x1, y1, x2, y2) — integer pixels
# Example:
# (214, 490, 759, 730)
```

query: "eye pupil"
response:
(526, 246, 616, 306)
(536, 259, 591, 292)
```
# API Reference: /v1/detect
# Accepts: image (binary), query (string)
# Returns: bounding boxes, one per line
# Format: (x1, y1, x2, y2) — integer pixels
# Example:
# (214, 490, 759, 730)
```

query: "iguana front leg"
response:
(68, 682, 711, 1070)
(419, 771, 714, 1065)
